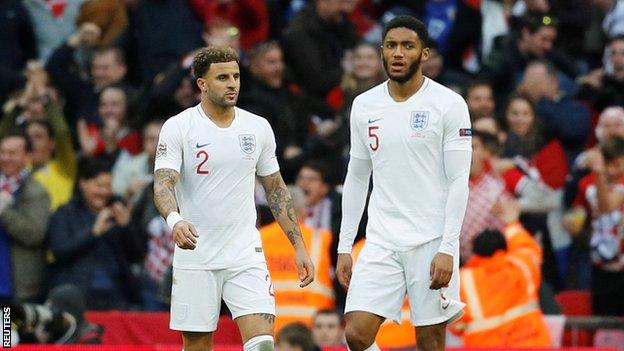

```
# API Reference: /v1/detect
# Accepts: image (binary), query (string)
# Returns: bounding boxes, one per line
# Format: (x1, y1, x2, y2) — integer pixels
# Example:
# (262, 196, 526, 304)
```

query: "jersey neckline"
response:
(195, 104, 239, 130)
(383, 77, 430, 104)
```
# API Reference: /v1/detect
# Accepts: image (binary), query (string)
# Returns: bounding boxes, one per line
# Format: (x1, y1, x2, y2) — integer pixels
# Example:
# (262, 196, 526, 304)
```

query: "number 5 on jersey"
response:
(368, 125, 379, 151)
(196, 150, 210, 174)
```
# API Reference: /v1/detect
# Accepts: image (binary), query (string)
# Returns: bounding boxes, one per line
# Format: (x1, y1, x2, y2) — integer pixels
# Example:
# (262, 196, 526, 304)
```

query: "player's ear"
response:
(196, 78, 206, 92)
(421, 47, 430, 62)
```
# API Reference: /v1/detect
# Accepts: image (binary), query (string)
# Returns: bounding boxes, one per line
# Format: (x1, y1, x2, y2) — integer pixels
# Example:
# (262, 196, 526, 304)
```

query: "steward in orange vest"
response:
(450, 210, 551, 347)
(260, 195, 335, 333)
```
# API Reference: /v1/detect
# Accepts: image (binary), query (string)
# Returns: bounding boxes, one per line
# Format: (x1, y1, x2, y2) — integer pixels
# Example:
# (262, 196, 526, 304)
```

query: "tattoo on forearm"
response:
(249, 313, 275, 324)
(261, 172, 302, 246)
(154, 168, 180, 218)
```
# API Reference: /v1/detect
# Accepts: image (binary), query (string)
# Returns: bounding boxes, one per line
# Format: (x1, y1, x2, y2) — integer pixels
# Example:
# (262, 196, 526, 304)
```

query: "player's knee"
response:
(181, 332, 213, 351)
(416, 325, 445, 351)
(243, 334, 274, 351)
(344, 324, 375, 351)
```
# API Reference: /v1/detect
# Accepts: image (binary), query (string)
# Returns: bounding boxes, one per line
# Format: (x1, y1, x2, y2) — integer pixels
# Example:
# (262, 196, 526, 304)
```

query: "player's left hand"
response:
(295, 248, 315, 288)
(429, 252, 453, 289)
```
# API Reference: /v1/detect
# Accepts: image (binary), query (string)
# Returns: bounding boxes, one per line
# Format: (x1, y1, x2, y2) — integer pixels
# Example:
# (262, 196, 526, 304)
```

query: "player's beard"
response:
(382, 54, 422, 84)
(208, 89, 238, 108)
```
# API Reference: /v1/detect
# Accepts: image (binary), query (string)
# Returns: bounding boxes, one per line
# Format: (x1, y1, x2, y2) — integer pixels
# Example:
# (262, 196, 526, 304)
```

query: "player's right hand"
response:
(336, 253, 353, 290)
(173, 221, 199, 250)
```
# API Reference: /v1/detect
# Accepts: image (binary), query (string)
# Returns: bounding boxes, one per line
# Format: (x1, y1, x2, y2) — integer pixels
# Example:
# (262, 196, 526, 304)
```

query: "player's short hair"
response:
(472, 130, 502, 156)
(1, 128, 32, 152)
(276, 322, 314, 351)
(463, 78, 493, 98)
(522, 12, 558, 34)
(601, 137, 624, 162)
(473, 229, 507, 257)
(192, 46, 239, 80)
(77, 156, 111, 180)
(93, 46, 126, 66)
(382, 15, 429, 46)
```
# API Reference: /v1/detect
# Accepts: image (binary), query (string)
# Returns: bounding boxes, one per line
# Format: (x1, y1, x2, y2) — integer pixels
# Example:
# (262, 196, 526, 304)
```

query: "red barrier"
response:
(84, 312, 240, 345)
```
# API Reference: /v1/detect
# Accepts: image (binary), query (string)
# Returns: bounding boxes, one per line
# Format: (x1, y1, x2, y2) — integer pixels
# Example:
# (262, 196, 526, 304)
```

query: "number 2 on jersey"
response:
(196, 150, 210, 174)
(368, 126, 379, 151)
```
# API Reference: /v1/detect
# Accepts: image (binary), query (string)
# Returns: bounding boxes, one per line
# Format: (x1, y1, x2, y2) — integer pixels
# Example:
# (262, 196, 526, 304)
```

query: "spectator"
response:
(141, 63, 198, 124)
(518, 60, 590, 167)
(565, 106, 624, 210)
(0, 0, 37, 105)
(76, 0, 127, 48)
(295, 161, 340, 235)
(326, 41, 385, 115)
(461, 130, 507, 262)
(481, 13, 577, 104)
(260, 186, 334, 333)
(119, 0, 203, 83)
(464, 79, 496, 121)
(565, 138, 624, 316)
(46, 31, 129, 124)
(112, 119, 162, 200)
(311, 309, 344, 348)
(188, 0, 269, 51)
(421, 41, 467, 92)
(281, 0, 358, 101)
(0, 130, 51, 302)
(451, 198, 551, 347)
(502, 93, 569, 190)
(238, 41, 316, 182)
(46, 157, 143, 310)
(276, 322, 316, 351)
(77, 85, 142, 163)
(0, 65, 76, 211)
(23, 0, 86, 63)
(577, 35, 624, 111)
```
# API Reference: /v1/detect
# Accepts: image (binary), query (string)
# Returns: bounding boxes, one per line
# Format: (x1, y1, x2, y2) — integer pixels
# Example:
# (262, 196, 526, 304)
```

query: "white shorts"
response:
(170, 262, 275, 332)
(345, 238, 465, 326)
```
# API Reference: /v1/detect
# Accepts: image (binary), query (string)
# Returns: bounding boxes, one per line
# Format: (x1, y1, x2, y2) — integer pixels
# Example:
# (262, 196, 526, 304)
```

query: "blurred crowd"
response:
(2, 0, 624, 347)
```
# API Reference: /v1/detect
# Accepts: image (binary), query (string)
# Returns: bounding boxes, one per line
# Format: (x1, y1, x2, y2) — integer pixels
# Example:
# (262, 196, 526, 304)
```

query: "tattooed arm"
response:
(154, 168, 180, 218)
(154, 168, 198, 249)
(258, 171, 315, 287)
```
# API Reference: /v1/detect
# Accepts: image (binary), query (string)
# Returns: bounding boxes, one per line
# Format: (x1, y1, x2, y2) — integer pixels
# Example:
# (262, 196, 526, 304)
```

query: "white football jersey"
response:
(155, 104, 279, 269)
(350, 78, 471, 251)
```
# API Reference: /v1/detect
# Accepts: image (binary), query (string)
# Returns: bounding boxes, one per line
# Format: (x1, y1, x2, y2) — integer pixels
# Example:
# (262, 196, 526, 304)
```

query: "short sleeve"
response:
(154, 118, 183, 172)
(256, 120, 280, 176)
(443, 98, 472, 152)
(349, 98, 370, 160)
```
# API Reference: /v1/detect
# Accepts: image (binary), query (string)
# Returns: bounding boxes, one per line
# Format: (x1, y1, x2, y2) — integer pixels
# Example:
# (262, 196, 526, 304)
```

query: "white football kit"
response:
(155, 104, 278, 331)
(339, 78, 472, 326)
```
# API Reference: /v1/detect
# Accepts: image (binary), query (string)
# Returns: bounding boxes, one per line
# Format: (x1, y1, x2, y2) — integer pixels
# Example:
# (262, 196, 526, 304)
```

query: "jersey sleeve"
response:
(256, 119, 280, 176)
(154, 117, 183, 172)
(349, 98, 371, 160)
(443, 98, 472, 152)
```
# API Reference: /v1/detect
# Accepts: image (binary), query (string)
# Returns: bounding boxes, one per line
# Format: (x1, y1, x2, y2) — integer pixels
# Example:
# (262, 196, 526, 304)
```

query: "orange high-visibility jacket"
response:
(450, 221, 551, 347)
(352, 240, 416, 348)
(260, 221, 335, 333)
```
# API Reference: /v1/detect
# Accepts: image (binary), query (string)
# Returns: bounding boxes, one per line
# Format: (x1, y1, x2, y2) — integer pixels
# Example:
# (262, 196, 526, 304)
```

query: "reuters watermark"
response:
(2, 306, 10, 348)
